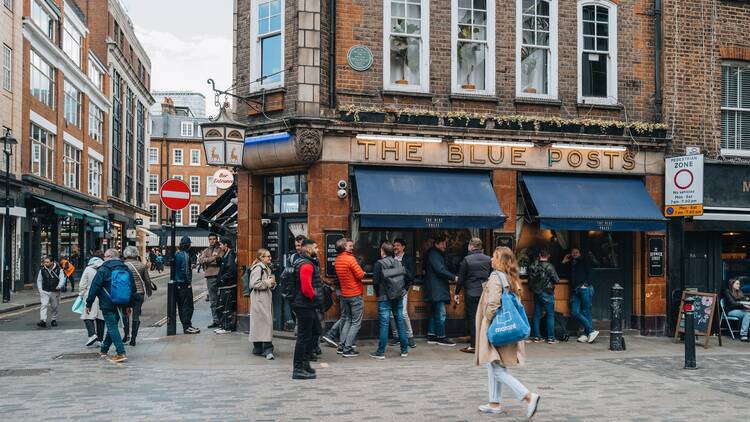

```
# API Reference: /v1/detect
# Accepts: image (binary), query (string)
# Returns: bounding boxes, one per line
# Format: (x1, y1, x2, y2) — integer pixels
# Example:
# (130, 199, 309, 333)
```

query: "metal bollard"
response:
(609, 283, 625, 351)
(683, 298, 697, 369)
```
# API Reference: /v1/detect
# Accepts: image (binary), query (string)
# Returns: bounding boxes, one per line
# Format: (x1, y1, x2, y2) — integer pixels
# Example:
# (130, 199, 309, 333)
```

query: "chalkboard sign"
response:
(324, 231, 346, 278)
(674, 291, 717, 348)
(262, 221, 280, 264)
(648, 237, 664, 277)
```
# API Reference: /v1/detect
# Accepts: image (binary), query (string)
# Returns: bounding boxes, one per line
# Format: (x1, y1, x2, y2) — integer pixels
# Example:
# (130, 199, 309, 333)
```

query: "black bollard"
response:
(609, 283, 625, 351)
(683, 298, 697, 369)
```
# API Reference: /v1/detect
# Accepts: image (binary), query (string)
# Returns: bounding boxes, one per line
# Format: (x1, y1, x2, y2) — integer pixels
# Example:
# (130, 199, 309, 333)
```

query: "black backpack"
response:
(381, 258, 406, 300)
(528, 261, 553, 294)
(279, 254, 299, 301)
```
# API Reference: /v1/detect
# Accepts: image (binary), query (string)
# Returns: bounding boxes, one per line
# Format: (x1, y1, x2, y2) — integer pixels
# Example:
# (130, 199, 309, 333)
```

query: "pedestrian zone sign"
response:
(664, 155, 703, 217)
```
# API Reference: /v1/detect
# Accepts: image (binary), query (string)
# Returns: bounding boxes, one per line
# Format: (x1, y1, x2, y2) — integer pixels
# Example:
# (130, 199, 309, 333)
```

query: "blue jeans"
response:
(533, 292, 555, 340)
(101, 310, 126, 355)
(427, 301, 447, 338)
(338, 296, 364, 349)
(570, 286, 594, 335)
(727, 309, 750, 336)
(378, 299, 408, 354)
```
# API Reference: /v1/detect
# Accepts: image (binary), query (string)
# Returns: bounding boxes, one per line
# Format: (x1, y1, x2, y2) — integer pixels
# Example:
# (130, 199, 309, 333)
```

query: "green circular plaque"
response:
(347, 45, 373, 72)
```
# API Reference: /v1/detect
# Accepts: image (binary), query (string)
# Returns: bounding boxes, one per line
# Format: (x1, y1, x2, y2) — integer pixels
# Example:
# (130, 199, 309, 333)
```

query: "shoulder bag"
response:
(126, 262, 157, 293)
(487, 271, 530, 347)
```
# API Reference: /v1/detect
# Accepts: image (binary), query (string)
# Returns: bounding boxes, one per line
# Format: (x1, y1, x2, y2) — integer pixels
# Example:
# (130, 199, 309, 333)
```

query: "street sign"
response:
(212, 168, 234, 190)
(160, 179, 192, 211)
(665, 155, 704, 217)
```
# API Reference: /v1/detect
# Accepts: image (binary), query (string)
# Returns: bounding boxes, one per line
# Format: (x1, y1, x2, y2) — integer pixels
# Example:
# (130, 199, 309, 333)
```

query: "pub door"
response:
(580, 232, 634, 326)
(265, 217, 307, 331)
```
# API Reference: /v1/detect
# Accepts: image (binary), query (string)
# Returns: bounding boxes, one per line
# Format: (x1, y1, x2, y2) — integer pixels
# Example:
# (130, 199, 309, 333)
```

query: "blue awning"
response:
(354, 167, 506, 228)
(522, 174, 666, 232)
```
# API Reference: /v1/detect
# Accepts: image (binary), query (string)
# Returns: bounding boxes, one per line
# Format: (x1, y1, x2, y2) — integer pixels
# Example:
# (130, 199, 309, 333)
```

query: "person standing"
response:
(59, 256, 76, 292)
(529, 250, 559, 344)
(475, 247, 540, 418)
(199, 233, 224, 329)
(456, 237, 492, 353)
(123, 246, 154, 346)
(723, 277, 750, 341)
(148, 248, 157, 271)
(78, 257, 105, 346)
(155, 251, 165, 273)
(291, 239, 323, 380)
(424, 236, 457, 346)
(369, 241, 409, 360)
(214, 237, 237, 333)
(85, 249, 136, 363)
(331, 238, 365, 357)
(36, 256, 66, 328)
(563, 248, 599, 343)
(175, 236, 200, 334)
(389, 238, 417, 349)
(249, 248, 276, 358)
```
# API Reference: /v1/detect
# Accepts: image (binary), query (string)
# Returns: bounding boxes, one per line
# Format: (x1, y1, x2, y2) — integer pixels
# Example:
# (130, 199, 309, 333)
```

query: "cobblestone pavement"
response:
(1, 285, 749, 421)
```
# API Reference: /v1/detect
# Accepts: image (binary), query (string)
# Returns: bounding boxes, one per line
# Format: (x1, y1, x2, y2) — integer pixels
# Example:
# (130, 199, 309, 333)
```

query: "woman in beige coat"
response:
(249, 248, 276, 359)
(79, 257, 104, 347)
(475, 246, 540, 419)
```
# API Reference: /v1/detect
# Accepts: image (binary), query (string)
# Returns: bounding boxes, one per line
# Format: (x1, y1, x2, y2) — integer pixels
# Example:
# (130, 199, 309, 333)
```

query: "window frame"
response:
(88, 157, 102, 198)
(2, 44, 11, 92)
(206, 176, 217, 197)
(383, 0, 431, 93)
(721, 61, 750, 157)
(63, 142, 82, 190)
(62, 20, 83, 68)
(249, 0, 285, 92)
(30, 0, 56, 42)
(30, 49, 55, 108)
(577, 0, 618, 106)
(63, 80, 81, 127)
(3, 0, 12, 12)
(87, 56, 105, 92)
(149, 204, 159, 224)
(174, 209, 183, 226)
(180, 121, 194, 137)
(189, 204, 200, 225)
(149, 173, 159, 194)
(451, 0, 496, 96)
(189, 175, 200, 195)
(88, 104, 103, 142)
(172, 148, 184, 165)
(515, 0, 558, 100)
(30, 123, 54, 179)
(190, 149, 201, 166)
(148, 147, 159, 164)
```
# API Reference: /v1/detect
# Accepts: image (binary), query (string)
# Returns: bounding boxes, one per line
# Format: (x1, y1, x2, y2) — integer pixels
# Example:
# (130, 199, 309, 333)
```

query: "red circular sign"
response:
(674, 169, 694, 190)
(160, 179, 192, 211)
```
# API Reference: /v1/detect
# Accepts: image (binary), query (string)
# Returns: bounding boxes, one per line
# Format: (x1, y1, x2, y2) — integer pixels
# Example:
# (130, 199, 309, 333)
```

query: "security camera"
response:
(337, 180, 348, 190)
(261, 218, 271, 226)
(337, 189, 348, 199)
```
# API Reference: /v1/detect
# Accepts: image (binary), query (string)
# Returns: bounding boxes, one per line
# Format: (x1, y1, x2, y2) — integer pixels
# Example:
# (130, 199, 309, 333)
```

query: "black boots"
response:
(304, 361, 316, 374)
(292, 361, 316, 380)
(129, 322, 140, 346)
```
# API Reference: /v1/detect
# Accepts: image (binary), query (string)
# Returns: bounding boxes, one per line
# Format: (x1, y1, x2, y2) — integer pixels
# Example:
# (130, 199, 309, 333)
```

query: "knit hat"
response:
(179, 235, 192, 245)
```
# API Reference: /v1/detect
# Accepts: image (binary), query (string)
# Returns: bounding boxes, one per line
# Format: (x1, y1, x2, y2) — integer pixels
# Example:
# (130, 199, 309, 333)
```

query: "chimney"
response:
(161, 97, 175, 115)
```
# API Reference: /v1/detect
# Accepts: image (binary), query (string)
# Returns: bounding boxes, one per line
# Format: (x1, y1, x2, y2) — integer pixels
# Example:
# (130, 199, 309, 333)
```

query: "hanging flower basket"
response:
(392, 108, 441, 126)
(338, 105, 387, 123)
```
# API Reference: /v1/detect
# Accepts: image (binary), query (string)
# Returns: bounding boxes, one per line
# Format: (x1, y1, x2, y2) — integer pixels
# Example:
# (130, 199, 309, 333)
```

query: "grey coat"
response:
(249, 262, 275, 343)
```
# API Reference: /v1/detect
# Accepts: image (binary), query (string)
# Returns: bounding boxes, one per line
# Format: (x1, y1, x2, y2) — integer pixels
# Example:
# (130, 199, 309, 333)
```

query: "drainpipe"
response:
(328, 0, 336, 109)
(654, 0, 663, 122)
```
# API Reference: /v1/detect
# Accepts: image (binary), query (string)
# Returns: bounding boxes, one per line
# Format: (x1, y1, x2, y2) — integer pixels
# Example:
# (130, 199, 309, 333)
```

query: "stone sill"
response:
(576, 102, 624, 111)
(514, 97, 563, 107)
(450, 94, 500, 103)
(381, 90, 434, 99)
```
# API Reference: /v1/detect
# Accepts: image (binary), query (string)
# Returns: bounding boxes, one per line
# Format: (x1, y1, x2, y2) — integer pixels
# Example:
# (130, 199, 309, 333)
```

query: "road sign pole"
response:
(167, 210, 177, 336)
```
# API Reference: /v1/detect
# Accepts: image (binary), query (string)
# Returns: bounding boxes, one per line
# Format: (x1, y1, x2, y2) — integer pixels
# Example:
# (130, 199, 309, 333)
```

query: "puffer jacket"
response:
(334, 251, 365, 298)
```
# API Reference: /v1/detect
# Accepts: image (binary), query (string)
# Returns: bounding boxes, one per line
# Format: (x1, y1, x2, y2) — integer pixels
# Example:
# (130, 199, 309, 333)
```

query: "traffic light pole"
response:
(167, 210, 177, 336)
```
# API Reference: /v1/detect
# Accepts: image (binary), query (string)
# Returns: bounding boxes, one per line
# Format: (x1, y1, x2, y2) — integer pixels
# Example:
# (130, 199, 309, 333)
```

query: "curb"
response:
(0, 293, 79, 315)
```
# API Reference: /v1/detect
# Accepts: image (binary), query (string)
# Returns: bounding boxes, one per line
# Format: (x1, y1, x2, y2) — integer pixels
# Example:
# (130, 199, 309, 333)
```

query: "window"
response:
(180, 121, 194, 137)
(173, 175, 184, 181)
(578, 0, 617, 105)
(63, 81, 81, 127)
(384, 0, 430, 92)
(2, 44, 11, 92)
(88, 59, 104, 92)
(190, 176, 200, 194)
(62, 22, 82, 67)
(111, 71, 122, 198)
(88, 104, 103, 142)
(206, 176, 217, 196)
(721, 62, 750, 155)
(263, 174, 308, 214)
(148, 147, 159, 164)
(88, 158, 102, 198)
(149, 204, 158, 224)
(136, 102, 146, 207)
(63, 143, 81, 190)
(31, 0, 56, 42)
(149, 174, 159, 193)
(189, 204, 200, 225)
(250, 0, 284, 90)
(30, 49, 55, 108)
(174, 209, 183, 226)
(3, 0, 12, 11)
(30, 123, 54, 179)
(354, 231, 415, 275)
(190, 149, 200, 165)
(125, 89, 134, 203)
(517, 0, 558, 99)
(172, 149, 184, 165)
(452, 0, 495, 95)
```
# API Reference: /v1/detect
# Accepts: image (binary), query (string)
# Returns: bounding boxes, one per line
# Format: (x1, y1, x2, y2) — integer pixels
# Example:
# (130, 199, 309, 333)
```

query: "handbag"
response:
(72, 296, 85, 315)
(487, 271, 530, 347)
(126, 262, 156, 294)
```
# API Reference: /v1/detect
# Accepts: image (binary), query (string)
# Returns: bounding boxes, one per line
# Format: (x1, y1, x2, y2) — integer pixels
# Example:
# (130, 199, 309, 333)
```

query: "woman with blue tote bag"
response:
(475, 247, 540, 419)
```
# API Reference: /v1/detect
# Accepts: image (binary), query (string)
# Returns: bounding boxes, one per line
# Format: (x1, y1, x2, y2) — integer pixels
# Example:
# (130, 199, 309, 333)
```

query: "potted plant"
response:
(495, 115, 533, 131)
(628, 121, 668, 138)
(445, 111, 488, 128)
(458, 32, 480, 90)
(392, 36, 410, 85)
(581, 118, 607, 135)
(539, 116, 566, 133)
(338, 105, 386, 123)
(393, 108, 441, 125)
(605, 121, 626, 137)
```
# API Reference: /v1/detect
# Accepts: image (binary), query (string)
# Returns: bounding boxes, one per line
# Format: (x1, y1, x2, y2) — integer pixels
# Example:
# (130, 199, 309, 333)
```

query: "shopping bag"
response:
(487, 272, 530, 347)
(72, 296, 85, 315)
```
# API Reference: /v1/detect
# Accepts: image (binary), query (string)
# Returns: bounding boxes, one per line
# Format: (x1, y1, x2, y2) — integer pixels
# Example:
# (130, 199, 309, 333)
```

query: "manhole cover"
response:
(0, 368, 52, 377)
(53, 352, 101, 360)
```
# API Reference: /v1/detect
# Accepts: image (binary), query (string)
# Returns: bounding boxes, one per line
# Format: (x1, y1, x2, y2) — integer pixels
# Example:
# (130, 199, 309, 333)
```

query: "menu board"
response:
(324, 231, 346, 278)
(262, 221, 280, 264)
(648, 237, 664, 277)
(674, 291, 716, 348)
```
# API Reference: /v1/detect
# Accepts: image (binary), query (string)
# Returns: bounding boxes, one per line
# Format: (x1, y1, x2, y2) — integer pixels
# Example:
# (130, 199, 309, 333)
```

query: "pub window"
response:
(452, 0, 495, 95)
(263, 174, 307, 214)
(384, 0, 430, 92)
(578, 0, 617, 105)
(721, 62, 750, 155)
(579, 231, 625, 269)
(517, 0, 558, 99)
(354, 230, 415, 275)
(250, 0, 284, 91)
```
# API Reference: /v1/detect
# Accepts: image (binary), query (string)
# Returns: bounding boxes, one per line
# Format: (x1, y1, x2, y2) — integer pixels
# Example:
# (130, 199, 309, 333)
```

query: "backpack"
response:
(380, 258, 406, 300)
(528, 261, 553, 295)
(279, 254, 299, 301)
(540, 311, 570, 342)
(105, 265, 133, 305)
(321, 284, 334, 312)
(156, 255, 164, 264)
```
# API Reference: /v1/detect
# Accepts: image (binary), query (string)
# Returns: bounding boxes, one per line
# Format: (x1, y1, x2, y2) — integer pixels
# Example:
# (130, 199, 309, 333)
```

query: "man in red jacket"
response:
(330, 238, 365, 357)
(291, 239, 323, 380)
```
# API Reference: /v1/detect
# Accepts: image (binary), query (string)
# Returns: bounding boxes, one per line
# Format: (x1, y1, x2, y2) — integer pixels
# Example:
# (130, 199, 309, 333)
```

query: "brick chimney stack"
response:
(161, 97, 175, 115)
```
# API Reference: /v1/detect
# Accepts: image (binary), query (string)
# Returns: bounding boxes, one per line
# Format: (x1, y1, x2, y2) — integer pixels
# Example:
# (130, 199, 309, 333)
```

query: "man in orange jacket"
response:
(59, 256, 76, 291)
(329, 238, 365, 357)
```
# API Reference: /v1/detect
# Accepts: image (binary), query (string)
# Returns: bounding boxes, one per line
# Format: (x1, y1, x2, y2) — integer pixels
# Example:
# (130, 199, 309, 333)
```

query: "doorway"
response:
(264, 216, 307, 331)
(579, 232, 634, 324)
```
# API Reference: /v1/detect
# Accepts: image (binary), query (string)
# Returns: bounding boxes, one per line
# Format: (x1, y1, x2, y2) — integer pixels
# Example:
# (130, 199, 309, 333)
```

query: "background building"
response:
(151, 90, 206, 118)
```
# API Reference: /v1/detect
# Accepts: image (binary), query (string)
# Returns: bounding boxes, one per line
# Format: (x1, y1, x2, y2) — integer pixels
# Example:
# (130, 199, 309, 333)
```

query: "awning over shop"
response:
(522, 174, 666, 232)
(197, 185, 237, 236)
(30, 196, 108, 227)
(353, 167, 506, 228)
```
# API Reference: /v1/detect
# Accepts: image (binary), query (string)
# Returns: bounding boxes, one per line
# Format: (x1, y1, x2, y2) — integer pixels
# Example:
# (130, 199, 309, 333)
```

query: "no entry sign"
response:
(160, 179, 192, 211)
(664, 155, 704, 217)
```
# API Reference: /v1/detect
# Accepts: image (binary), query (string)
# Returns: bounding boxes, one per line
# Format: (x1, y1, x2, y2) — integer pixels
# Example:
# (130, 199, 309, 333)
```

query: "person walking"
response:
(291, 239, 322, 380)
(215, 237, 238, 334)
(328, 238, 365, 357)
(155, 251, 165, 273)
(528, 250, 559, 344)
(148, 248, 157, 271)
(388, 238, 417, 349)
(175, 236, 200, 334)
(456, 237, 492, 353)
(59, 256, 76, 292)
(475, 247, 540, 418)
(424, 236, 458, 346)
(85, 249, 136, 363)
(123, 246, 154, 346)
(78, 257, 105, 346)
(563, 248, 599, 343)
(369, 241, 409, 360)
(248, 248, 276, 358)
(36, 256, 66, 328)
(199, 233, 224, 329)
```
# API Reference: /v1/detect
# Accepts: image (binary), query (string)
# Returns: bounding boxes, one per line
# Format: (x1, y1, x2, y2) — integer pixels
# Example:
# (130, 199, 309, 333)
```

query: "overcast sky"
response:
(120, 0, 234, 117)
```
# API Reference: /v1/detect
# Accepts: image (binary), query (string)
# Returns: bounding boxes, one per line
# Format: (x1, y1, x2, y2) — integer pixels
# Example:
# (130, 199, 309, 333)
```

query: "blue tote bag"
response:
(71, 296, 85, 315)
(487, 271, 530, 347)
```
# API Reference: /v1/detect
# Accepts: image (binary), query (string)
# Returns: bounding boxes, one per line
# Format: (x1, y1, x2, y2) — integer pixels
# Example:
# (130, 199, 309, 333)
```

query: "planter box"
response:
(583, 125, 605, 135)
(561, 124, 582, 134)
(540, 122, 563, 133)
(446, 117, 485, 128)
(605, 126, 624, 136)
(395, 114, 441, 125)
(339, 111, 386, 123)
(652, 128, 667, 138)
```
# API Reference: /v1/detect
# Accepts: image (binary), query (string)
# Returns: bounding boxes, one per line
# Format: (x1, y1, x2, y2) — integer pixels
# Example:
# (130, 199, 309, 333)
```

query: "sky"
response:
(119, 0, 234, 117)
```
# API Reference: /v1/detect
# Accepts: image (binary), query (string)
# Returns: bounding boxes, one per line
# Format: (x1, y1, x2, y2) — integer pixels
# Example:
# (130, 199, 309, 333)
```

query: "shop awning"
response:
(31, 196, 107, 226)
(522, 174, 666, 232)
(353, 167, 506, 228)
(197, 186, 237, 236)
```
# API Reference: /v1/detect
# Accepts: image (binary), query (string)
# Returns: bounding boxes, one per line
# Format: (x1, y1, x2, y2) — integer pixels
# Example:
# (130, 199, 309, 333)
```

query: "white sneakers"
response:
(526, 393, 540, 419)
(86, 335, 98, 347)
(577, 334, 588, 343)
(576, 331, 600, 343)
(214, 328, 230, 334)
(478, 404, 504, 414)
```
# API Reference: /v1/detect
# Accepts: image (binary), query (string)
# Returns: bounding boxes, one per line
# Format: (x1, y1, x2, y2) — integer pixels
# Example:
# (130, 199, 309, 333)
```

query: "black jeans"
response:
(292, 307, 320, 364)
(217, 285, 236, 331)
(175, 283, 195, 330)
(252, 342, 274, 356)
(466, 295, 481, 348)
(84, 319, 105, 340)
(118, 305, 130, 339)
